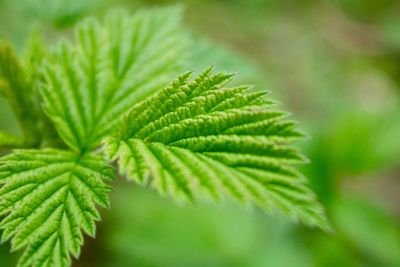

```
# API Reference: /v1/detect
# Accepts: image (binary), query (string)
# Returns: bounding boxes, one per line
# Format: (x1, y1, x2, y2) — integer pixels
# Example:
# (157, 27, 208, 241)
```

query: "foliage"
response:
(1, 0, 400, 267)
(105, 68, 329, 230)
(0, 150, 114, 267)
(0, 4, 330, 267)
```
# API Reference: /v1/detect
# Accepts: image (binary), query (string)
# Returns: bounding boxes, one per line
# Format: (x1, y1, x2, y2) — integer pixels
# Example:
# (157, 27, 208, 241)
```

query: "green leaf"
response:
(42, 7, 187, 153)
(0, 149, 115, 267)
(0, 41, 40, 146)
(23, 32, 64, 148)
(104, 68, 331, 231)
(0, 131, 27, 148)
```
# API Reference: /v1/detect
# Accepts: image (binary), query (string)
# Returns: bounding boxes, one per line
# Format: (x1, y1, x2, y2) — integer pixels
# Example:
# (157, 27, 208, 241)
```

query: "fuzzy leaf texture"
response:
(0, 149, 115, 267)
(41, 7, 187, 153)
(105, 68, 332, 232)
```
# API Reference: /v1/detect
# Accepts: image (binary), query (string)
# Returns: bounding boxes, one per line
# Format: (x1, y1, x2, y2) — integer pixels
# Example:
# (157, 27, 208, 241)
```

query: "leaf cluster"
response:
(0, 7, 330, 267)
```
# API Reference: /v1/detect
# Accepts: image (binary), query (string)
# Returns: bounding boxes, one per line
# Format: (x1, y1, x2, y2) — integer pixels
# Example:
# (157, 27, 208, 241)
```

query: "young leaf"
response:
(42, 7, 187, 153)
(24, 32, 65, 148)
(0, 41, 40, 146)
(104, 68, 331, 231)
(0, 149, 115, 267)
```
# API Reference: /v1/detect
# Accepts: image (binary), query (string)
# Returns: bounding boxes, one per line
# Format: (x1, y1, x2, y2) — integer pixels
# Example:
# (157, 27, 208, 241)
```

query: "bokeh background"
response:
(1, 0, 400, 266)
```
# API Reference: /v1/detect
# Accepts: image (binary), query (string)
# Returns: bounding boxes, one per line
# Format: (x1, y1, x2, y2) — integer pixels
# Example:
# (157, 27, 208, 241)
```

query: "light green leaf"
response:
(42, 7, 187, 153)
(105, 68, 331, 231)
(0, 131, 27, 148)
(0, 149, 115, 267)
(0, 41, 40, 146)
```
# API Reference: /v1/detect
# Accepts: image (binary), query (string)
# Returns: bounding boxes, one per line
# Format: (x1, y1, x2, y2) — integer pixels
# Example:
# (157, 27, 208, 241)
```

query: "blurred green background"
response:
(1, 0, 400, 266)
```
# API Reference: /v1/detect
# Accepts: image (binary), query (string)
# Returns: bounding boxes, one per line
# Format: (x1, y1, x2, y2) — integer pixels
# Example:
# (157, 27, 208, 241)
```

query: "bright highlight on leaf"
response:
(105, 68, 331, 232)
(0, 149, 114, 267)
(41, 7, 187, 153)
